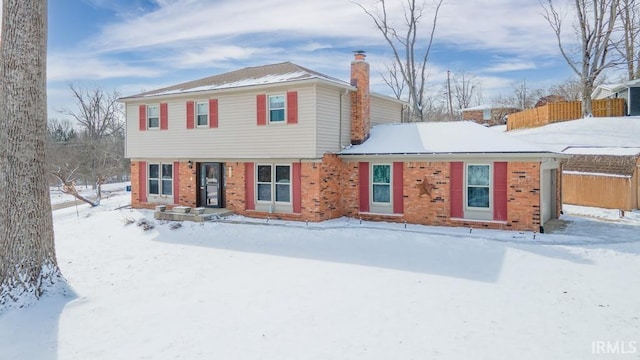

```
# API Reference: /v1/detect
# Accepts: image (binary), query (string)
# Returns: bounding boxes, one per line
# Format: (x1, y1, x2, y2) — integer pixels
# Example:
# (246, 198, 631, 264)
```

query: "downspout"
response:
(339, 89, 349, 148)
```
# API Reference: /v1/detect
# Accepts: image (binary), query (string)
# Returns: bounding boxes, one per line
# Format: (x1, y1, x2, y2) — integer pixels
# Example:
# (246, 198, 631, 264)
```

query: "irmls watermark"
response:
(592, 340, 637, 355)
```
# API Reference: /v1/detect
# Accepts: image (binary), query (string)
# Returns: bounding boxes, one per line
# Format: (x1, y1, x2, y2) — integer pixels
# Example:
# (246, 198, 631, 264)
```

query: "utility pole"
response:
(447, 70, 454, 120)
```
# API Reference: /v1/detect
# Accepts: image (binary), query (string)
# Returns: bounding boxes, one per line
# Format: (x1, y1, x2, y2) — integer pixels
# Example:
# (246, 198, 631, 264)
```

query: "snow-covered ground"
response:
(50, 182, 130, 205)
(1, 191, 639, 359)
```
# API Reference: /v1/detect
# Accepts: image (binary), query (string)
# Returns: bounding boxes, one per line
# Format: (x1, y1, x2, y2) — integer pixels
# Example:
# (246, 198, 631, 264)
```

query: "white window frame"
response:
(465, 163, 491, 210)
(268, 94, 286, 123)
(371, 163, 392, 205)
(482, 108, 491, 121)
(256, 164, 272, 202)
(148, 163, 173, 196)
(256, 164, 291, 204)
(195, 101, 209, 127)
(147, 104, 160, 129)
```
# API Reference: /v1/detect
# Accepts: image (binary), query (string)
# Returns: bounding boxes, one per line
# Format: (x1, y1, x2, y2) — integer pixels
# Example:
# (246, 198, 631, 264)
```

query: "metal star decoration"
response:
(416, 177, 436, 197)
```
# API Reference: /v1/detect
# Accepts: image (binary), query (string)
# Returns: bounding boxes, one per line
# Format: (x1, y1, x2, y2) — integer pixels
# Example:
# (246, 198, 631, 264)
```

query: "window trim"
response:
(256, 164, 272, 203)
(465, 163, 491, 211)
(195, 100, 209, 128)
(482, 108, 491, 121)
(147, 104, 160, 130)
(148, 162, 173, 197)
(255, 164, 291, 204)
(268, 94, 286, 124)
(370, 163, 392, 206)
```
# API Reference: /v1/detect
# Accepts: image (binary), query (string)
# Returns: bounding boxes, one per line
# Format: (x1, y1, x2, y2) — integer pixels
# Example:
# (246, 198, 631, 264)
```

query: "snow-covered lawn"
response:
(1, 193, 639, 359)
(49, 182, 130, 205)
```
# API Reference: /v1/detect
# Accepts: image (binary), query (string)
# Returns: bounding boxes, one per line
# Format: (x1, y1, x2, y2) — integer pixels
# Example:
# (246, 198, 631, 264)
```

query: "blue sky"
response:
(47, 0, 579, 118)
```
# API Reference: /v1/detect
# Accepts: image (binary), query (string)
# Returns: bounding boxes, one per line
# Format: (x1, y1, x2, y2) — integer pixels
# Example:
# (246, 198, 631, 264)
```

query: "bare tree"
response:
(548, 77, 584, 101)
(1, 0, 63, 310)
(542, 0, 621, 116)
(616, 0, 640, 79)
(381, 61, 407, 100)
(357, 0, 444, 121)
(451, 71, 483, 110)
(58, 86, 126, 199)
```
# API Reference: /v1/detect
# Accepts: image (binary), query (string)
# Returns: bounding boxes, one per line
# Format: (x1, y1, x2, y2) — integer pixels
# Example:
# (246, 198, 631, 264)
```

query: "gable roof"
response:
(592, 78, 640, 98)
(340, 121, 557, 156)
(121, 62, 352, 100)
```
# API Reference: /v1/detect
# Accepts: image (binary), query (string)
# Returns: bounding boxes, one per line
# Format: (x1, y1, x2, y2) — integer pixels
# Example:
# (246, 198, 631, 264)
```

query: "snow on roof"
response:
(562, 146, 640, 156)
(121, 62, 351, 99)
(150, 71, 311, 96)
(340, 121, 556, 155)
(505, 116, 640, 152)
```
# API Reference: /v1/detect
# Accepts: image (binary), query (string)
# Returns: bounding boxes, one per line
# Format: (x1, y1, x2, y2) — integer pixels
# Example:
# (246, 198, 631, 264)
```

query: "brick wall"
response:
(177, 162, 197, 207)
(505, 162, 541, 230)
(340, 160, 543, 231)
(132, 158, 546, 232)
(130, 161, 142, 208)
(403, 162, 451, 226)
(225, 162, 246, 213)
(318, 154, 344, 220)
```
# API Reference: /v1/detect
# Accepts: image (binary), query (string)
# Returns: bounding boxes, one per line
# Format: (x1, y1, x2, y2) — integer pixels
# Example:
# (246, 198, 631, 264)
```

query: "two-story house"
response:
(121, 52, 565, 232)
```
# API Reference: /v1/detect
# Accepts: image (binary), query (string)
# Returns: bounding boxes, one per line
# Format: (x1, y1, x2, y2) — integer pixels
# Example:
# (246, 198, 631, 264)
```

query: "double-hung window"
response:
(268, 95, 285, 122)
(196, 101, 209, 127)
(467, 164, 490, 208)
(257, 164, 291, 203)
(372, 164, 391, 203)
(147, 105, 160, 129)
(148, 163, 173, 196)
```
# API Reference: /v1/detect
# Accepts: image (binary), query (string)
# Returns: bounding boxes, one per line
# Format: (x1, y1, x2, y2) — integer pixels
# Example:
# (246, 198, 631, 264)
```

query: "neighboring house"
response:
(592, 79, 640, 115)
(561, 147, 640, 210)
(461, 104, 520, 126)
(120, 53, 565, 232)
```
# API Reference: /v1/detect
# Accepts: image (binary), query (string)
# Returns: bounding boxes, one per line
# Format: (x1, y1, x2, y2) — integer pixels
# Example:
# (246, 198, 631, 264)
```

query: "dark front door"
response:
(198, 162, 223, 208)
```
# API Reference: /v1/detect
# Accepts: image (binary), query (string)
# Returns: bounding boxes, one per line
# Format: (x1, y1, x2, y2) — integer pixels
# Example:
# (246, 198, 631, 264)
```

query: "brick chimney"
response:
(350, 50, 370, 145)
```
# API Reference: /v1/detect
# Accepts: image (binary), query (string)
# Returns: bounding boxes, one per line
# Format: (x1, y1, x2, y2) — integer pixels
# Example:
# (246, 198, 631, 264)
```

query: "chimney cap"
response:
(353, 50, 367, 61)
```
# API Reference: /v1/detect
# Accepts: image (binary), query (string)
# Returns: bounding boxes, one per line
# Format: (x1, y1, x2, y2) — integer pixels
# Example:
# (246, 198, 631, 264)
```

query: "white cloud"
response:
(90, 0, 374, 53)
(482, 58, 537, 73)
(48, 53, 163, 81)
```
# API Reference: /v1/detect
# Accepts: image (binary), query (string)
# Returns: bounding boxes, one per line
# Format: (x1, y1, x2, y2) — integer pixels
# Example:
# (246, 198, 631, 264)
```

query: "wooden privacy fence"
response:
(562, 172, 638, 210)
(507, 98, 625, 130)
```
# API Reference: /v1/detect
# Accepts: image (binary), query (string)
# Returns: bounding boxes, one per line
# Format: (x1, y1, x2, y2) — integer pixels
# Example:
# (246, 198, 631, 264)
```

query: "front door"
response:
(198, 162, 223, 208)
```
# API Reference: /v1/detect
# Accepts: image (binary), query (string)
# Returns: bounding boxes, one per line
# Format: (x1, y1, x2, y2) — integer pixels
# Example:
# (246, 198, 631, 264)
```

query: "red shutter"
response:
(393, 162, 404, 214)
(493, 162, 508, 221)
(256, 94, 267, 126)
(173, 161, 180, 205)
(245, 163, 255, 210)
(139, 161, 147, 203)
(287, 91, 298, 124)
(292, 162, 302, 213)
(186, 101, 194, 129)
(359, 162, 370, 212)
(160, 103, 168, 130)
(450, 162, 463, 218)
(209, 99, 218, 128)
(138, 105, 146, 131)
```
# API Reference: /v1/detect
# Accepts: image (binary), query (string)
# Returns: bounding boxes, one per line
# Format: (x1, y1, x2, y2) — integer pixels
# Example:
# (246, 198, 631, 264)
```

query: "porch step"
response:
(154, 207, 233, 222)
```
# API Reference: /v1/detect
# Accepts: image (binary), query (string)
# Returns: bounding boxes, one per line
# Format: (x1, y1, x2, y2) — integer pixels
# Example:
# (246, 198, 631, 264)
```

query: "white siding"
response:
(371, 95, 403, 126)
(126, 85, 317, 159)
(315, 85, 348, 156)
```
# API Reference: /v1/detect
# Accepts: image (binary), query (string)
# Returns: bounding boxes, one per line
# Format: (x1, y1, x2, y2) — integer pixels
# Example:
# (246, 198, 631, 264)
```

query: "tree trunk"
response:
(0, 0, 62, 310)
(582, 78, 595, 117)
